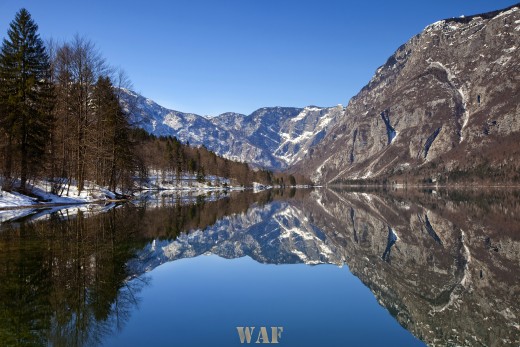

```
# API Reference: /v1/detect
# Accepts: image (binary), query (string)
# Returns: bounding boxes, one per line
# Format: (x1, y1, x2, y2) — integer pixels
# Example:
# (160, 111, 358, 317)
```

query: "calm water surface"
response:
(0, 188, 518, 346)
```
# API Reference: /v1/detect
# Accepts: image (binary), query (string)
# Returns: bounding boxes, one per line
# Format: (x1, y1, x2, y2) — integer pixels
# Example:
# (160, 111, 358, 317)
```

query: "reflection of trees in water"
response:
(0, 189, 305, 346)
(0, 208, 149, 346)
(0, 234, 52, 346)
(47, 277, 150, 347)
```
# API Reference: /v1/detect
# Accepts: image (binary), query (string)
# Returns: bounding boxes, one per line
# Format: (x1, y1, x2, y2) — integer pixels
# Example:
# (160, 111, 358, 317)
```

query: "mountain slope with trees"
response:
(132, 130, 309, 187)
(120, 88, 343, 170)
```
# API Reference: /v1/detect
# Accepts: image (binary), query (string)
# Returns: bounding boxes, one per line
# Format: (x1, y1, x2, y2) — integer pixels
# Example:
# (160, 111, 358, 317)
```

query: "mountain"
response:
(120, 88, 343, 169)
(211, 106, 342, 167)
(297, 4, 520, 183)
(121, 4, 518, 181)
(120, 89, 269, 166)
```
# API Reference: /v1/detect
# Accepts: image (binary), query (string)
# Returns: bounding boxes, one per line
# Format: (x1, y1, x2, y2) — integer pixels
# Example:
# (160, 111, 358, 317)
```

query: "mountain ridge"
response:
(120, 88, 343, 170)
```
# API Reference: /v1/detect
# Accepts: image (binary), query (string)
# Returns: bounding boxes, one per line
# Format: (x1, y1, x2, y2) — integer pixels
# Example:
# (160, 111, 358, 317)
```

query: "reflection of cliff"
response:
(301, 188, 520, 347)
(127, 187, 520, 346)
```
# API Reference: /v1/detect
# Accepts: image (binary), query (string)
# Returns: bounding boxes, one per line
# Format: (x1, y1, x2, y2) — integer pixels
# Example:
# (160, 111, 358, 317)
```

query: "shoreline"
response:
(0, 186, 247, 212)
(3, 183, 518, 212)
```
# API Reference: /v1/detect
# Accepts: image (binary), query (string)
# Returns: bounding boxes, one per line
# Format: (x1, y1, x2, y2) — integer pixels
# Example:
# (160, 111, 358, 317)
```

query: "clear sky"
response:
(0, 0, 517, 116)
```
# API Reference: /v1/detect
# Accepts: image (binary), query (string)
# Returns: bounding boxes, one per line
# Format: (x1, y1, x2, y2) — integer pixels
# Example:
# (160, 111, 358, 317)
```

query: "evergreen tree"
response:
(0, 8, 54, 191)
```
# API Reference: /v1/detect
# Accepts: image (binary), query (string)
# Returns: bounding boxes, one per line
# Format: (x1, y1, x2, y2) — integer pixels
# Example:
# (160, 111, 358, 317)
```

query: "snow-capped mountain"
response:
(120, 88, 343, 169)
(122, 3, 519, 180)
(212, 105, 343, 167)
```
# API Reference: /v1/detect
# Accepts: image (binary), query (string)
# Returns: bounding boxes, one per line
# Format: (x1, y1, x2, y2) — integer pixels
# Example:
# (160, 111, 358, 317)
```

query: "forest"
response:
(0, 9, 310, 196)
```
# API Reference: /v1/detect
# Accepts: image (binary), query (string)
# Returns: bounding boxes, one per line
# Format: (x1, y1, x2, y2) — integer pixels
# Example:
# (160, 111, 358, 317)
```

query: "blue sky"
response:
(0, 1, 517, 116)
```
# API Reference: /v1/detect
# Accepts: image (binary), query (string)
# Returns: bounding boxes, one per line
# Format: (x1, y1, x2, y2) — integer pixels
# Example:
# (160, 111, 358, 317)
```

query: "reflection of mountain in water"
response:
(130, 188, 520, 346)
(1, 188, 518, 346)
(128, 201, 345, 275)
(299, 188, 520, 347)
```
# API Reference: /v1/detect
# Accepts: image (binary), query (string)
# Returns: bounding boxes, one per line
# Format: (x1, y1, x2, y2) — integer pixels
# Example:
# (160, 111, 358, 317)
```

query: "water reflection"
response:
(304, 188, 520, 346)
(0, 205, 153, 346)
(0, 190, 278, 346)
(0, 188, 519, 346)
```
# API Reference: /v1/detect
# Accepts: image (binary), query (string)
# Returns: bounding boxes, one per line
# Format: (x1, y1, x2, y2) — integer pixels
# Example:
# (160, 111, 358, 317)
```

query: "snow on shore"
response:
(0, 180, 115, 209)
(0, 173, 243, 211)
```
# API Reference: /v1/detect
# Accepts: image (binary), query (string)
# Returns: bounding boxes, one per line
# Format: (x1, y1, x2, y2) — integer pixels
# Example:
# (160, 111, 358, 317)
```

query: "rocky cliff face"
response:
(299, 4, 520, 183)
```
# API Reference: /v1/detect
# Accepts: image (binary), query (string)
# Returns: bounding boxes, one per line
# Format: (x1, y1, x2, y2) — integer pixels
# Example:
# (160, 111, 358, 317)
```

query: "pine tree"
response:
(0, 8, 54, 191)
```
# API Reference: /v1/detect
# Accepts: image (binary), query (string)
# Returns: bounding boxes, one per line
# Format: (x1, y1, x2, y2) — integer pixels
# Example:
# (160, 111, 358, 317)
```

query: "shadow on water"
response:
(0, 187, 519, 346)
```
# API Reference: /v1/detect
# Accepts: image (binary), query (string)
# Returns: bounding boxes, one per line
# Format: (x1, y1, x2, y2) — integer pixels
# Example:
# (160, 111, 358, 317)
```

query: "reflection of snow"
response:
(430, 230, 471, 313)
(382, 227, 398, 262)
(460, 230, 471, 287)
(128, 200, 345, 277)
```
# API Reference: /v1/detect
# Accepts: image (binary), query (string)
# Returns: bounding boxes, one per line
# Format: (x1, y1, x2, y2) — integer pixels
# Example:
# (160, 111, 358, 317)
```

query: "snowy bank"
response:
(0, 180, 118, 210)
(0, 174, 245, 211)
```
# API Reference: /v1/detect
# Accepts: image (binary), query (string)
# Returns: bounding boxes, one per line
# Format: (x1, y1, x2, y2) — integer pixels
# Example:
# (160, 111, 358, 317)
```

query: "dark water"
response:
(0, 188, 519, 346)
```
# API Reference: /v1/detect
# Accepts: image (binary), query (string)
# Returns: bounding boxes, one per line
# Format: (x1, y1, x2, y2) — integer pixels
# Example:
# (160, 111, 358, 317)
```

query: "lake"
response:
(0, 188, 518, 346)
